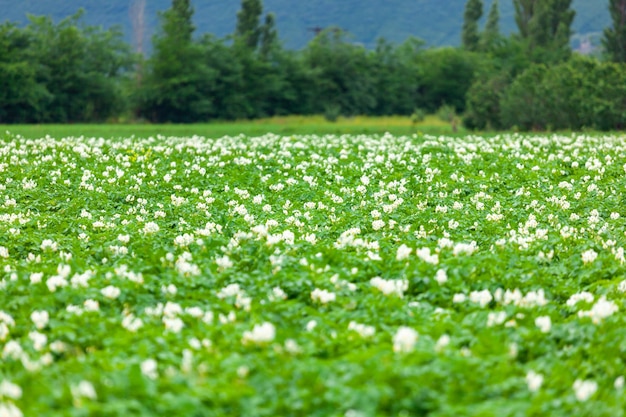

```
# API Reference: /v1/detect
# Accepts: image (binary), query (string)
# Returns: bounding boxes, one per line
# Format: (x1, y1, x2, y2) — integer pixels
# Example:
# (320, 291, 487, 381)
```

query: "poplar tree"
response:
(481, 0, 500, 50)
(462, 0, 483, 51)
(236, 0, 263, 49)
(603, 0, 626, 62)
(259, 13, 278, 58)
(513, 0, 574, 62)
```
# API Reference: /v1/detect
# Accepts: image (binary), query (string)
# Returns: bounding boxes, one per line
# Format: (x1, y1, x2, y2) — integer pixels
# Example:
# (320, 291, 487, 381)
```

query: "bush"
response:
(411, 108, 426, 124)
(323, 103, 341, 122)
(436, 104, 456, 123)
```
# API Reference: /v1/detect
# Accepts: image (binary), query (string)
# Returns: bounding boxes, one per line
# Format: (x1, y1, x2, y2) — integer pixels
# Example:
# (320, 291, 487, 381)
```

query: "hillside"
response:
(0, 0, 610, 50)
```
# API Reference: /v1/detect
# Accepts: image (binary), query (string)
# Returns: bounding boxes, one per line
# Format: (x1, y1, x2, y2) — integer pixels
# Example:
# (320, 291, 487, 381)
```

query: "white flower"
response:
(393, 326, 418, 353)
(70, 380, 97, 402)
(41, 239, 58, 251)
(284, 339, 301, 354)
(578, 296, 619, 323)
(372, 219, 385, 231)
(581, 249, 598, 264)
(0, 402, 23, 417)
(242, 322, 276, 344)
(141, 359, 158, 379)
(348, 321, 375, 338)
(469, 289, 492, 307)
(566, 291, 594, 307)
(2, 341, 23, 360)
(435, 334, 450, 352)
(0, 380, 22, 399)
(535, 316, 552, 333)
(452, 293, 466, 303)
(142, 222, 160, 234)
(435, 269, 447, 285)
(573, 379, 597, 402)
(29, 272, 43, 285)
(416, 247, 439, 265)
(615, 376, 625, 390)
(525, 371, 544, 392)
(268, 286, 287, 302)
(370, 277, 408, 297)
(122, 314, 143, 332)
(311, 288, 336, 304)
(396, 244, 412, 261)
(30, 310, 49, 330)
(101, 285, 121, 299)
(305, 320, 317, 332)
(487, 311, 507, 327)
(84, 300, 100, 311)
(29, 331, 47, 351)
(215, 255, 234, 270)
(452, 241, 478, 256)
(163, 317, 184, 333)
(0, 247, 8, 258)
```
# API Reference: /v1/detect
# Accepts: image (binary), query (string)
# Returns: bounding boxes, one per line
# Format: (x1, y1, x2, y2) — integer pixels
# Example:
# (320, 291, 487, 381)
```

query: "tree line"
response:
(1, 0, 625, 130)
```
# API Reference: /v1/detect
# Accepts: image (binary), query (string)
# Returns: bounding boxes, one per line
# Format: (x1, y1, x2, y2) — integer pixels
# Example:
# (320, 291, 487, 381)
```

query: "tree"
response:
(513, 0, 574, 63)
(481, 0, 500, 51)
(259, 13, 278, 58)
(24, 12, 134, 122)
(0, 23, 50, 123)
(462, 0, 483, 51)
(236, 0, 263, 49)
(603, 0, 626, 63)
(138, 0, 213, 122)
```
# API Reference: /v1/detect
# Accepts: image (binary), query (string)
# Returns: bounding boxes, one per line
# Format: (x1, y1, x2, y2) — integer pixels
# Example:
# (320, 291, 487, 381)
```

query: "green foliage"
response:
(417, 48, 480, 113)
(462, 0, 483, 51)
(436, 104, 457, 123)
(499, 57, 626, 131)
(235, 0, 263, 49)
(137, 0, 213, 123)
(602, 0, 626, 63)
(0, 23, 50, 123)
(2, 132, 626, 415)
(323, 103, 341, 122)
(0, 12, 134, 123)
(480, 0, 500, 51)
(463, 71, 510, 130)
(513, 0, 575, 64)
(303, 29, 377, 116)
(411, 108, 426, 124)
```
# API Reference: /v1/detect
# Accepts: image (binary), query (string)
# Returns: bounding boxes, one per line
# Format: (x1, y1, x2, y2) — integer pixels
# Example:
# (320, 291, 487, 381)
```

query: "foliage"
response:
(602, 0, 626, 63)
(499, 57, 626, 131)
(463, 71, 510, 130)
(1, 132, 626, 415)
(513, 0, 575, 64)
(462, 0, 483, 51)
(0, 12, 134, 123)
(137, 0, 213, 123)
(480, 0, 501, 51)
(416, 48, 481, 113)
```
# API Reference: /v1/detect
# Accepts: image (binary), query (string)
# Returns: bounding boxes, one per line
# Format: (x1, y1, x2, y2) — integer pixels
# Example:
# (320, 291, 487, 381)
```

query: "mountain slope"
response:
(0, 0, 610, 50)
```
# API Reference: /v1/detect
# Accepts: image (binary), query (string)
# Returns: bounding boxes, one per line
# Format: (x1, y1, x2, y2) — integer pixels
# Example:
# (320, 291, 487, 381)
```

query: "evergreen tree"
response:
(603, 0, 626, 63)
(259, 12, 278, 58)
(236, 0, 263, 49)
(462, 0, 483, 51)
(481, 0, 500, 50)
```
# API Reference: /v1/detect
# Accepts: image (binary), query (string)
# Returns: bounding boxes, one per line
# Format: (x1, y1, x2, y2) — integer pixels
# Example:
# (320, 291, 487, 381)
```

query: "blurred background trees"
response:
(0, 0, 624, 130)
